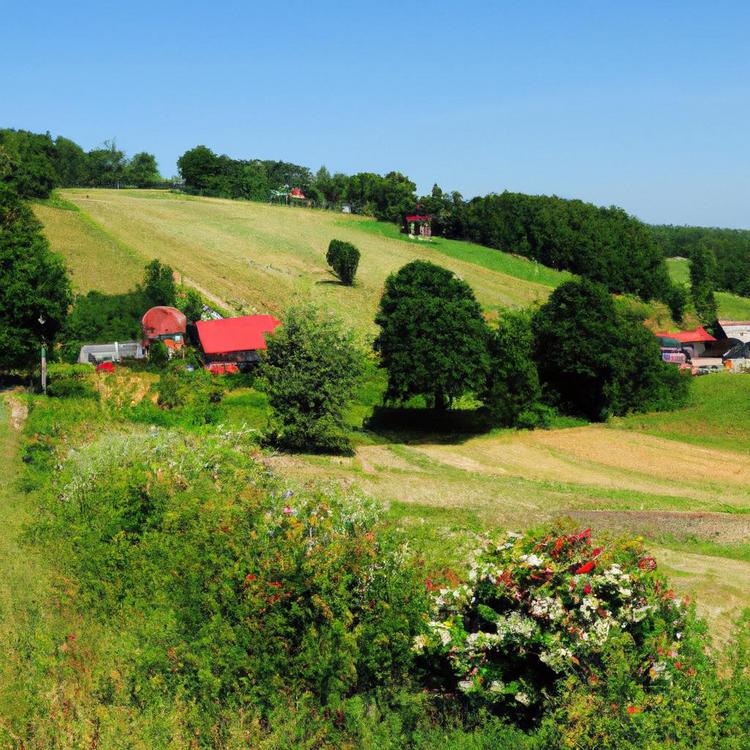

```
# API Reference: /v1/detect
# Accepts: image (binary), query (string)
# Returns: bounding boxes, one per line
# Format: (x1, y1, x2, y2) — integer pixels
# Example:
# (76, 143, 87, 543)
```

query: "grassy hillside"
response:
(667, 256, 750, 320)
(31, 189, 750, 637)
(38, 189, 566, 335)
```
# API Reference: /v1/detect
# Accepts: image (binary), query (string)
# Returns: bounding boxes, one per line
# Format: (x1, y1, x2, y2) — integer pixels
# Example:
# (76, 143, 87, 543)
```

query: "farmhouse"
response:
(193, 314, 281, 372)
(142, 306, 187, 352)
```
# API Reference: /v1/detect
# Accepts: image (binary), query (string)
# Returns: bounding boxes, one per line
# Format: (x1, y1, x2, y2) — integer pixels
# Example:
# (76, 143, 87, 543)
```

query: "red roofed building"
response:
(142, 306, 187, 351)
(194, 314, 281, 370)
(654, 326, 717, 359)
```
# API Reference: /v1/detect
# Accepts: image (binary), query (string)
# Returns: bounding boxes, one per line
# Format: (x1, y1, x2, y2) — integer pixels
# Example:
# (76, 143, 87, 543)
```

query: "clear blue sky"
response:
(2, 1, 748, 227)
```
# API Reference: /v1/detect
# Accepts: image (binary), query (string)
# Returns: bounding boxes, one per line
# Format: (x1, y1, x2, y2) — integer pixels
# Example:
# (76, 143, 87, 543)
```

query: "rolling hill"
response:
(33, 188, 750, 634)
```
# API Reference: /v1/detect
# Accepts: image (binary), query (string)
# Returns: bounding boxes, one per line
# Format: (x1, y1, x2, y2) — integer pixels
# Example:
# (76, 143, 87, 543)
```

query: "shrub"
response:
(415, 524, 711, 725)
(262, 304, 365, 454)
(156, 362, 224, 424)
(46, 362, 98, 399)
(326, 239, 360, 285)
(38, 429, 427, 713)
(148, 340, 169, 368)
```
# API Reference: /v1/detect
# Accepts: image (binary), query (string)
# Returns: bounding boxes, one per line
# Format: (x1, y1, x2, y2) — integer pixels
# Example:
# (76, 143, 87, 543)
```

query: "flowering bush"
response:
(415, 524, 705, 720)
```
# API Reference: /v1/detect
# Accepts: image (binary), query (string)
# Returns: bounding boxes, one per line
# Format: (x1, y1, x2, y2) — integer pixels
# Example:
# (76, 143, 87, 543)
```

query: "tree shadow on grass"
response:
(315, 279, 347, 286)
(363, 406, 495, 445)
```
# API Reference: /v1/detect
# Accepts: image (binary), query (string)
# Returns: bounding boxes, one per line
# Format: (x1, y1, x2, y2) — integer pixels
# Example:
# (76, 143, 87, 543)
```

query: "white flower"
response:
(412, 634, 428, 653)
(515, 691, 531, 706)
(520, 553, 544, 567)
(529, 596, 565, 621)
(489, 680, 505, 693)
(458, 679, 474, 692)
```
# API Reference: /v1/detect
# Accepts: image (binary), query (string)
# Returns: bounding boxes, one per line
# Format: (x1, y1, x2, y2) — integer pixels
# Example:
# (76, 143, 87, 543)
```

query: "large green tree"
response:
(374, 260, 490, 409)
(532, 279, 689, 421)
(143, 259, 176, 307)
(263, 305, 364, 454)
(482, 310, 545, 426)
(0, 186, 72, 373)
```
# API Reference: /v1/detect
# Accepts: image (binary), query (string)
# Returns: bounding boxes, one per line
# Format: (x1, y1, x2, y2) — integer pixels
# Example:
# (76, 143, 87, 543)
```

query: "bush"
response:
(415, 524, 713, 727)
(46, 362, 98, 399)
(148, 340, 169, 368)
(326, 239, 360, 285)
(262, 304, 365, 454)
(157, 362, 224, 424)
(37, 429, 427, 714)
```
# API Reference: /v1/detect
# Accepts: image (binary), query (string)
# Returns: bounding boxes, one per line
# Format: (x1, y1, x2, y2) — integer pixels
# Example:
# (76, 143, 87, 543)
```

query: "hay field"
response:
(42, 189, 559, 334)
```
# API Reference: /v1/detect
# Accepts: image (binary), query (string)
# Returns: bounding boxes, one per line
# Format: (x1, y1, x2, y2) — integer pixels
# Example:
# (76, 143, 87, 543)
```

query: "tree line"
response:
(0, 128, 162, 198)
(177, 145, 686, 311)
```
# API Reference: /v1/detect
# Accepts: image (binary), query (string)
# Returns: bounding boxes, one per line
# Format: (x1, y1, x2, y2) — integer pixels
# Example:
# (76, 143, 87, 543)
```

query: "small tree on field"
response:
(326, 239, 360, 285)
(262, 305, 365, 454)
(0, 185, 72, 374)
(374, 260, 489, 409)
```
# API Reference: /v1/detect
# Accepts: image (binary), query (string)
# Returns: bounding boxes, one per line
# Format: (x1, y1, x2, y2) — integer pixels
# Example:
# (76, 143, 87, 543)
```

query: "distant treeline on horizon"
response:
(2, 127, 749, 302)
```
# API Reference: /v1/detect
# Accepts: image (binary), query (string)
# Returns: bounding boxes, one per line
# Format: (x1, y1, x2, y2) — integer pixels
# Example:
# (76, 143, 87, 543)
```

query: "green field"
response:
(667, 256, 750, 320)
(29, 189, 750, 638)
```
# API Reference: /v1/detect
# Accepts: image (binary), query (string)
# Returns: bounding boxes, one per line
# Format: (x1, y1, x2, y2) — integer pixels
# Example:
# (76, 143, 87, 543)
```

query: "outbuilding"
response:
(142, 306, 187, 352)
(654, 326, 717, 360)
(193, 314, 281, 371)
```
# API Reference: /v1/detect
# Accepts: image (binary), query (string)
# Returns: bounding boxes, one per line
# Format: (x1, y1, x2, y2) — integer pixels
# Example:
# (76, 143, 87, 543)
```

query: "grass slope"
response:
(667, 256, 750, 320)
(41, 189, 559, 334)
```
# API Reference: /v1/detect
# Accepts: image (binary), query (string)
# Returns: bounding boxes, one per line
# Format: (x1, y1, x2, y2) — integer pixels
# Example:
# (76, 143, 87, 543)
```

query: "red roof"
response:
(405, 214, 431, 222)
(142, 306, 187, 338)
(195, 315, 281, 355)
(654, 326, 716, 343)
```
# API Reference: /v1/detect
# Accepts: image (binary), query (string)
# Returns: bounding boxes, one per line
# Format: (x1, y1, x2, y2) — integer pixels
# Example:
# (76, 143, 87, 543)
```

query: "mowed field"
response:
(35, 189, 750, 639)
(39, 189, 566, 336)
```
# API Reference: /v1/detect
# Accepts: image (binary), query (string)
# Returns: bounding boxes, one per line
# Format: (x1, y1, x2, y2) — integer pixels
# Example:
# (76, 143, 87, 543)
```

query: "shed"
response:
(142, 306, 187, 350)
(194, 314, 281, 370)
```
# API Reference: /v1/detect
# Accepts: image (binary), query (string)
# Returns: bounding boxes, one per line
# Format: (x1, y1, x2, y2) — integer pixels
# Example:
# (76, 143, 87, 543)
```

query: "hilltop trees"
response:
(375, 261, 489, 409)
(531, 279, 689, 421)
(263, 305, 365, 454)
(143, 259, 176, 307)
(326, 239, 360, 285)
(0, 185, 72, 373)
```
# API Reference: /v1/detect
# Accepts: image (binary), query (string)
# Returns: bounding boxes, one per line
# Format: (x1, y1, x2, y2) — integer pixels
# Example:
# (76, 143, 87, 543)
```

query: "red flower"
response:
(674, 661, 682, 670)
(244, 573, 256, 585)
(575, 561, 596, 575)
(583, 583, 592, 594)
(626, 705, 641, 715)
(591, 547, 604, 557)
(576, 528, 591, 541)
(638, 556, 657, 571)
(268, 581, 283, 588)
(552, 537, 565, 557)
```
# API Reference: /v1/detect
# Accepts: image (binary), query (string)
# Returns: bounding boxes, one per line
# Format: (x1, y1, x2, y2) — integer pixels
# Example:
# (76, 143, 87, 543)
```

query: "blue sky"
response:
(2, 1, 748, 227)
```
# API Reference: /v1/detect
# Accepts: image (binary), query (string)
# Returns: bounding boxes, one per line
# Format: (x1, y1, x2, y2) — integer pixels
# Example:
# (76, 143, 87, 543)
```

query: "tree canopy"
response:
(374, 260, 490, 409)
(531, 279, 690, 421)
(0, 185, 72, 373)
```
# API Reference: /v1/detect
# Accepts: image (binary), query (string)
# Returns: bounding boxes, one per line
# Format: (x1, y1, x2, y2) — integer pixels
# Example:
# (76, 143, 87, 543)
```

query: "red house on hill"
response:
(654, 326, 717, 358)
(194, 314, 281, 372)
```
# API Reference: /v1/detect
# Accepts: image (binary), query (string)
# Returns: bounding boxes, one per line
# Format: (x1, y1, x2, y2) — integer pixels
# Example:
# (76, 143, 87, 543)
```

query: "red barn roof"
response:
(142, 306, 187, 338)
(195, 315, 281, 355)
(654, 326, 716, 343)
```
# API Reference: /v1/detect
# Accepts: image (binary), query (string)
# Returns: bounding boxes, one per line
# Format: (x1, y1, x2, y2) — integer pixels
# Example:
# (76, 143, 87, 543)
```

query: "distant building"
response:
(714, 320, 750, 344)
(403, 213, 432, 239)
(654, 326, 718, 360)
(193, 314, 281, 371)
(142, 306, 187, 352)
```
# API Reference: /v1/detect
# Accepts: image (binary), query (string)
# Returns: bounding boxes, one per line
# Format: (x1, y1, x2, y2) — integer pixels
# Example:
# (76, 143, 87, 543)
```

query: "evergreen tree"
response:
(374, 260, 490, 409)
(143, 259, 176, 308)
(0, 185, 72, 373)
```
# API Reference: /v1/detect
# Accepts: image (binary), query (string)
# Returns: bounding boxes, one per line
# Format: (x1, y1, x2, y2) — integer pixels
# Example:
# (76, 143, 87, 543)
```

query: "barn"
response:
(193, 314, 281, 371)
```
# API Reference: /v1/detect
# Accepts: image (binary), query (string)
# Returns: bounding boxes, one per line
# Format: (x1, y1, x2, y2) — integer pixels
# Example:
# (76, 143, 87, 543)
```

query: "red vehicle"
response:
(95, 361, 115, 374)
